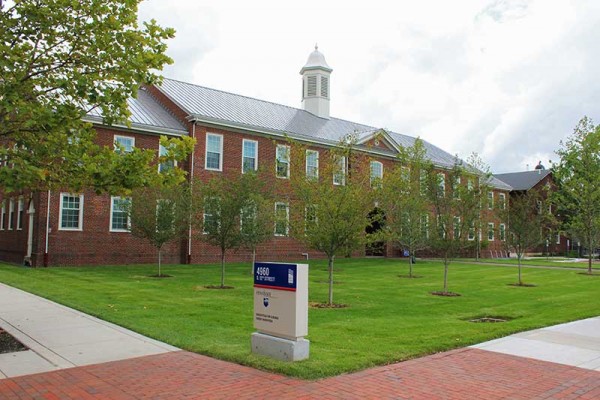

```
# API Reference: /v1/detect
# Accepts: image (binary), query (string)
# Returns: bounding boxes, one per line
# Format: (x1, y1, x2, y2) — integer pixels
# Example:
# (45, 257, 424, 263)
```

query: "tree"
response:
(0, 0, 194, 193)
(554, 117, 600, 274)
(128, 183, 191, 277)
(499, 191, 548, 285)
(288, 138, 375, 305)
(465, 153, 493, 261)
(380, 139, 431, 277)
(195, 172, 270, 288)
(426, 159, 482, 295)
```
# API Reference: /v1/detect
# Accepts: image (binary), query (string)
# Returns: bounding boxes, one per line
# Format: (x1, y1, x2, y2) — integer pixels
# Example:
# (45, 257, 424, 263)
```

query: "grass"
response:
(459, 257, 600, 269)
(0, 258, 598, 379)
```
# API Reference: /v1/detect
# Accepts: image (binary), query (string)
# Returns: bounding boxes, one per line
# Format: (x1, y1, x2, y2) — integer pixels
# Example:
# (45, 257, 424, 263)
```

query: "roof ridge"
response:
(161, 77, 380, 131)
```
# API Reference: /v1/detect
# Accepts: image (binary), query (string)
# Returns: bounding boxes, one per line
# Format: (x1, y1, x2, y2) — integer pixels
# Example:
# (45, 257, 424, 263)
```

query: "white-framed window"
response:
(437, 173, 446, 197)
(453, 177, 461, 199)
(242, 139, 258, 173)
(59, 193, 83, 231)
(205, 133, 223, 171)
(0, 200, 5, 230)
(333, 155, 346, 186)
(487, 222, 494, 241)
(305, 149, 319, 180)
(420, 214, 429, 239)
(114, 135, 135, 154)
(305, 204, 317, 232)
(420, 169, 427, 196)
(499, 223, 506, 241)
(158, 144, 177, 173)
(468, 222, 475, 241)
(16, 196, 24, 230)
(202, 198, 219, 235)
(7, 198, 14, 230)
(467, 178, 474, 192)
(453, 216, 461, 239)
(370, 161, 383, 187)
(110, 196, 130, 232)
(276, 144, 290, 179)
(488, 192, 494, 210)
(274, 202, 289, 236)
(499, 193, 506, 210)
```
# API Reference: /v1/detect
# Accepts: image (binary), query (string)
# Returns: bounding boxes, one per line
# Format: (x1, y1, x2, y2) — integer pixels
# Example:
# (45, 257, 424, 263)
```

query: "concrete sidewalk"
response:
(0, 282, 178, 379)
(472, 316, 600, 371)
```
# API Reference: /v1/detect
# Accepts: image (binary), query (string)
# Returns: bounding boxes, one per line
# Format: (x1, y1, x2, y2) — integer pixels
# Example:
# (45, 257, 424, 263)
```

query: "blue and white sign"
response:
(252, 262, 308, 341)
(254, 262, 297, 291)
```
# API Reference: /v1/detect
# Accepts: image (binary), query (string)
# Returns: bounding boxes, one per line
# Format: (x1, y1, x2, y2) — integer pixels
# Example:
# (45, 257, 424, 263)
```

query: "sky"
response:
(138, 0, 600, 173)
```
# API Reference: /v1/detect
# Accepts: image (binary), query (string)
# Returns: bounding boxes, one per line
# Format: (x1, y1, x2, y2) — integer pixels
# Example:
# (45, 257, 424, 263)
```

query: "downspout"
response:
(44, 190, 51, 267)
(187, 122, 196, 264)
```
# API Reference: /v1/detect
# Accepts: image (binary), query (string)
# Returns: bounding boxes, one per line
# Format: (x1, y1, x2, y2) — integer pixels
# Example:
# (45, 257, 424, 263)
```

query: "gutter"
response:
(83, 116, 188, 137)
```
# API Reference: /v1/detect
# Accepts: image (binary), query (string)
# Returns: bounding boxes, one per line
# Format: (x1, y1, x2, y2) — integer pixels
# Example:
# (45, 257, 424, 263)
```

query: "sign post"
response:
(251, 262, 309, 361)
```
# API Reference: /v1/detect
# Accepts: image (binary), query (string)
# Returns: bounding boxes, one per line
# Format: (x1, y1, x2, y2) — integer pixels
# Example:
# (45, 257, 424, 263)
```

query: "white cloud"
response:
(138, 0, 600, 173)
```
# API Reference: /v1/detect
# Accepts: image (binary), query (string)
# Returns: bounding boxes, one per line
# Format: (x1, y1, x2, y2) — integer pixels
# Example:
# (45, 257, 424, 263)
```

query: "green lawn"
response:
(0, 259, 598, 379)
(459, 257, 600, 269)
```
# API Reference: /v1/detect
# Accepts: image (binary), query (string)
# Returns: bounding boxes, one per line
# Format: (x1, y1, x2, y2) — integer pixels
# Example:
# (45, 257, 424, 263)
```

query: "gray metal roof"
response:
(487, 175, 513, 191)
(157, 78, 460, 168)
(87, 87, 188, 136)
(494, 170, 551, 191)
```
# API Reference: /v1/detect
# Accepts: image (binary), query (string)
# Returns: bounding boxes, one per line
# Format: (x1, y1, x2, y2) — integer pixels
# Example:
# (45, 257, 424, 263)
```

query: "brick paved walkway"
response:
(1, 348, 599, 399)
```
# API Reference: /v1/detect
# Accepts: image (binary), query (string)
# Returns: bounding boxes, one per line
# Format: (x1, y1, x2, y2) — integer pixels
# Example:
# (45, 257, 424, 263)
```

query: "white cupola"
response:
(300, 45, 332, 119)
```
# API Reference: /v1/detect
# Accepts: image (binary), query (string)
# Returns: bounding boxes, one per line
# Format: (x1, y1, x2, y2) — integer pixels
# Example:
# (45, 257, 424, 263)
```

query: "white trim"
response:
(370, 160, 383, 186)
(488, 191, 494, 210)
(437, 173, 446, 196)
(333, 156, 346, 186)
(274, 202, 289, 236)
(241, 139, 258, 173)
(7, 198, 14, 230)
(58, 193, 84, 231)
(0, 200, 5, 230)
(499, 193, 506, 210)
(275, 144, 290, 179)
(357, 129, 401, 152)
(205, 132, 223, 171)
(110, 196, 130, 232)
(487, 222, 494, 241)
(16, 196, 24, 230)
(158, 143, 178, 173)
(305, 149, 319, 180)
(114, 134, 135, 153)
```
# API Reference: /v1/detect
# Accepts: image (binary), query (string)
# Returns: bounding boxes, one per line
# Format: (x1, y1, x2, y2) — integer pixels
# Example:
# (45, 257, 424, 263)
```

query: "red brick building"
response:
(0, 48, 511, 266)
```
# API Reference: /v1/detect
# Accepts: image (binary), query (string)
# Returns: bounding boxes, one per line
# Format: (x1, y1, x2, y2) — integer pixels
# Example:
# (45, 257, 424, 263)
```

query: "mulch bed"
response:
(203, 285, 235, 289)
(398, 275, 423, 279)
(577, 272, 600, 276)
(148, 274, 173, 278)
(507, 283, 537, 287)
(430, 291, 461, 297)
(309, 302, 348, 309)
(0, 329, 27, 354)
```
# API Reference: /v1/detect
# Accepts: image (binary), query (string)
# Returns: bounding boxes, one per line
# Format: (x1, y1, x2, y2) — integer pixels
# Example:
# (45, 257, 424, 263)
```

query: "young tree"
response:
(0, 0, 193, 193)
(499, 191, 548, 285)
(239, 173, 274, 272)
(426, 159, 481, 295)
(288, 138, 376, 305)
(196, 172, 271, 288)
(380, 139, 432, 277)
(465, 153, 493, 261)
(128, 183, 191, 277)
(554, 117, 600, 274)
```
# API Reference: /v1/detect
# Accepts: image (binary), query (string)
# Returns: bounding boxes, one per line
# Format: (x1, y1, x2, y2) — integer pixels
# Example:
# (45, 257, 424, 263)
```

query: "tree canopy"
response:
(0, 0, 192, 193)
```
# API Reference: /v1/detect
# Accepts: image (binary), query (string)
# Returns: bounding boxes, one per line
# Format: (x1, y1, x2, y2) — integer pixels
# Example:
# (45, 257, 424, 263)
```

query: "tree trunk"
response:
(220, 250, 225, 288)
(443, 257, 449, 293)
(588, 252, 593, 274)
(328, 256, 335, 305)
(408, 253, 413, 277)
(158, 248, 162, 277)
(251, 248, 256, 275)
(517, 254, 522, 285)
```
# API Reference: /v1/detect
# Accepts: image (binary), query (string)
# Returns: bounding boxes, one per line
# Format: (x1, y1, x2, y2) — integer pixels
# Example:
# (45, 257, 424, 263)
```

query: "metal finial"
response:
(315, 43, 318, 51)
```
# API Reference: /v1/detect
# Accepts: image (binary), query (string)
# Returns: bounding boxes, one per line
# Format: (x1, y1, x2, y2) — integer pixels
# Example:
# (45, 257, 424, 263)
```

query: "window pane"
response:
(274, 203, 288, 235)
(61, 195, 81, 229)
(333, 156, 346, 185)
(306, 150, 318, 179)
(276, 145, 289, 178)
(115, 136, 134, 153)
(242, 140, 257, 173)
(206, 135, 222, 170)
(111, 197, 130, 231)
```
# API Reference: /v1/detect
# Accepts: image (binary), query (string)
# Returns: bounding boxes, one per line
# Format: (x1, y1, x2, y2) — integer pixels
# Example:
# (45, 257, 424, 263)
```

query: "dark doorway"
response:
(366, 208, 386, 256)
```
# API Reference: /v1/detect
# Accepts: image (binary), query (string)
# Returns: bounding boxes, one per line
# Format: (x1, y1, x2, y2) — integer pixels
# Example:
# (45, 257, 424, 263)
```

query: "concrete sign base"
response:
(251, 332, 309, 362)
